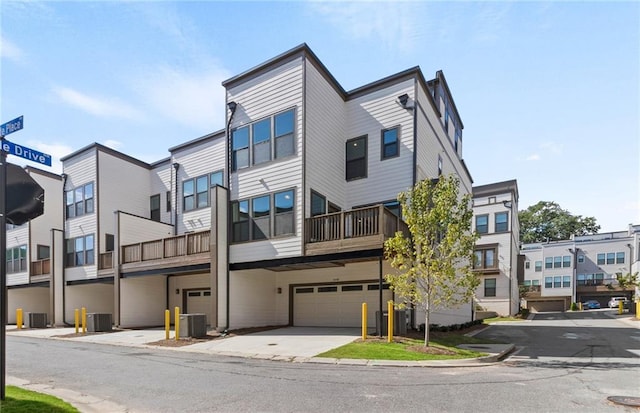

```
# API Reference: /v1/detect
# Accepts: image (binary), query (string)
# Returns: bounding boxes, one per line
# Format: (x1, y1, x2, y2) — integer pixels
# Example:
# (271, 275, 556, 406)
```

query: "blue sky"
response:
(1, 1, 638, 232)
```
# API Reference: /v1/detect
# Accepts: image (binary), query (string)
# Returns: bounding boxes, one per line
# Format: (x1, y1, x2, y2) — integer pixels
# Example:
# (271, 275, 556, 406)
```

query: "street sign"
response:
(0, 116, 23, 136)
(1, 140, 52, 167)
(5, 163, 44, 225)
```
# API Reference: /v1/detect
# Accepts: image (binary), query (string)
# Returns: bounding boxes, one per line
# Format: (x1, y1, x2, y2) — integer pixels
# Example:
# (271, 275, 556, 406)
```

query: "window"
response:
(166, 191, 171, 212)
(474, 248, 496, 270)
(454, 128, 462, 153)
(231, 190, 295, 242)
(252, 196, 270, 240)
(6, 245, 27, 274)
(346, 136, 367, 181)
(535, 261, 542, 272)
(475, 215, 488, 234)
(311, 191, 326, 217)
(532, 280, 540, 286)
(231, 126, 249, 171)
(616, 252, 625, 264)
(523, 280, 531, 286)
(488, 197, 496, 204)
(562, 276, 571, 288)
(105, 234, 114, 252)
(383, 201, 401, 217)
(484, 278, 496, 297)
(606, 253, 615, 265)
(495, 212, 508, 232)
(183, 171, 224, 212)
(597, 253, 605, 265)
(274, 190, 294, 236)
(150, 194, 160, 222)
(381, 127, 399, 159)
(545, 257, 553, 269)
(563, 255, 571, 268)
(525, 261, 530, 269)
(65, 182, 94, 219)
(554, 276, 561, 288)
(544, 277, 553, 288)
(437, 154, 443, 176)
(65, 235, 94, 267)
(36, 245, 50, 260)
(444, 109, 450, 133)
(252, 118, 271, 165)
(553, 256, 562, 269)
(578, 255, 584, 263)
(274, 109, 295, 159)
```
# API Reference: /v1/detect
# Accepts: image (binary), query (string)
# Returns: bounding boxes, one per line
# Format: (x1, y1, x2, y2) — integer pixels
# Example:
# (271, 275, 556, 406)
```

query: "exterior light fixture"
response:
(398, 94, 409, 107)
(227, 101, 237, 112)
(502, 200, 512, 208)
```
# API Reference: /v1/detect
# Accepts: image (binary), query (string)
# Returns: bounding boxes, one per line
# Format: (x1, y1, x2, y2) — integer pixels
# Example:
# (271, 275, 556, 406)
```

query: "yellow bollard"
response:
(16, 308, 22, 330)
(165, 309, 170, 340)
(74, 309, 79, 334)
(636, 302, 640, 319)
(578, 302, 582, 311)
(361, 303, 367, 340)
(81, 307, 87, 334)
(387, 300, 394, 343)
(618, 300, 624, 315)
(174, 307, 180, 341)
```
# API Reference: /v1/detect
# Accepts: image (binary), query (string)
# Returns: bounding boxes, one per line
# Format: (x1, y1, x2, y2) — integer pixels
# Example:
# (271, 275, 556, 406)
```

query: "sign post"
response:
(0, 129, 10, 400)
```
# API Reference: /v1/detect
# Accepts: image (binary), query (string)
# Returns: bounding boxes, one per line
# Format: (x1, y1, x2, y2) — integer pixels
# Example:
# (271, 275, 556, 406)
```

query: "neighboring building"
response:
(472, 180, 520, 316)
(7, 43, 476, 331)
(520, 225, 640, 312)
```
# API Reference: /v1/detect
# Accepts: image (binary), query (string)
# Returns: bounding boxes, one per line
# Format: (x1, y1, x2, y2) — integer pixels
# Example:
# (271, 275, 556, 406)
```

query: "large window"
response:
(562, 255, 571, 268)
(65, 182, 94, 219)
(577, 273, 605, 286)
(346, 136, 367, 181)
(606, 252, 615, 265)
(495, 212, 508, 232)
(553, 256, 562, 268)
(231, 190, 295, 242)
(545, 257, 553, 269)
(65, 235, 94, 267)
(597, 253, 605, 265)
(616, 252, 625, 264)
(6, 245, 27, 274)
(474, 247, 496, 270)
(182, 170, 224, 212)
(311, 191, 326, 217)
(150, 194, 160, 222)
(484, 278, 496, 297)
(231, 109, 295, 171)
(475, 215, 488, 234)
(381, 127, 399, 159)
(535, 261, 542, 272)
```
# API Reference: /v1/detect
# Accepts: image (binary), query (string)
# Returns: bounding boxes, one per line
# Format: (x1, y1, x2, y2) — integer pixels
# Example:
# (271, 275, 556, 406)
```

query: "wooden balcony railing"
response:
(99, 252, 113, 270)
(30, 259, 50, 276)
(305, 205, 408, 244)
(121, 230, 211, 264)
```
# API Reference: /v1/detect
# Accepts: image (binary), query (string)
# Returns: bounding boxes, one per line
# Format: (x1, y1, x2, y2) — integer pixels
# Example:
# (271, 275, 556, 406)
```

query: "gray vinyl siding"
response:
(150, 163, 173, 225)
(304, 58, 347, 213)
(118, 213, 174, 245)
(6, 227, 29, 286)
(172, 136, 226, 234)
(344, 80, 415, 208)
(227, 56, 304, 262)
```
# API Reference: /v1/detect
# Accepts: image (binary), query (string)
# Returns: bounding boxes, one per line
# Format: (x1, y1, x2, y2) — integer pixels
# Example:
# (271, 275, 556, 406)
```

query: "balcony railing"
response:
(30, 259, 50, 276)
(122, 230, 211, 264)
(305, 205, 408, 245)
(99, 252, 113, 270)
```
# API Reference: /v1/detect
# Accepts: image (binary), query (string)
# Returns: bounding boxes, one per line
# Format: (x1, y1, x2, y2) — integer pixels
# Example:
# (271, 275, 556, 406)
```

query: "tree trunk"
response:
(423, 310, 430, 347)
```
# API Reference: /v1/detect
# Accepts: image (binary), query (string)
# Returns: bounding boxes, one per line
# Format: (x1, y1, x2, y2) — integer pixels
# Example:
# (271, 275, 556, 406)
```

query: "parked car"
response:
(583, 300, 601, 309)
(608, 297, 629, 309)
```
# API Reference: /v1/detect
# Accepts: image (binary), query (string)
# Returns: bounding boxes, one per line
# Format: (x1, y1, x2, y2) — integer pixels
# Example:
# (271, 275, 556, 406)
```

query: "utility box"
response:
(87, 313, 112, 332)
(375, 310, 407, 336)
(179, 313, 207, 338)
(25, 313, 47, 328)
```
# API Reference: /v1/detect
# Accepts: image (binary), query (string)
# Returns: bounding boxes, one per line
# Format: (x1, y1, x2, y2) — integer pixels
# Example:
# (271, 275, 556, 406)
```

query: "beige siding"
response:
(229, 270, 277, 328)
(118, 213, 173, 245)
(7, 287, 50, 324)
(345, 81, 415, 208)
(168, 274, 210, 322)
(64, 283, 114, 323)
(227, 56, 304, 262)
(304, 59, 347, 212)
(119, 276, 166, 327)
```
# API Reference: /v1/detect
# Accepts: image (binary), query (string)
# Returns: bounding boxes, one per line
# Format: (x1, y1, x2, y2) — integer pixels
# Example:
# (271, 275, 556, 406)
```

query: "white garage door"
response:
(186, 289, 212, 325)
(293, 282, 392, 327)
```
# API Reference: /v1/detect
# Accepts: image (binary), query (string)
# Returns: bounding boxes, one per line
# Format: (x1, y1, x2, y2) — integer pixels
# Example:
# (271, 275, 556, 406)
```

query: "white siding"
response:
(7, 287, 50, 324)
(150, 162, 173, 225)
(6, 227, 29, 286)
(229, 270, 277, 328)
(29, 171, 63, 265)
(345, 81, 415, 208)
(227, 57, 304, 262)
(304, 59, 346, 212)
(64, 283, 114, 323)
(120, 275, 166, 327)
(118, 213, 174, 245)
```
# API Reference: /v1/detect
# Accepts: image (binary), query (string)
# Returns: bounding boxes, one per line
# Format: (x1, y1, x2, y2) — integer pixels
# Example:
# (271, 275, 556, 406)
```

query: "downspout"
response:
(225, 100, 238, 329)
(411, 80, 418, 329)
(172, 162, 180, 236)
(60, 172, 68, 324)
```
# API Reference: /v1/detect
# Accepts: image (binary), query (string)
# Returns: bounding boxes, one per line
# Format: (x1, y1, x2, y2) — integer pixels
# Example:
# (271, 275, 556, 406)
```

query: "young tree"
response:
(519, 201, 600, 244)
(384, 175, 478, 346)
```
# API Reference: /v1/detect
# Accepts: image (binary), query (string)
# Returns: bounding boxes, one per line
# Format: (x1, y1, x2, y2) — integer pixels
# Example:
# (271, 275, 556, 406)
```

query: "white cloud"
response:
(103, 140, 123, 150)
(0, 35, 25, 63)
(133, 65, 230, 131)
(540, 141, 564, 155)
(525, 154, 541, 161)
(51, 86, 144, 120)
(307, 1, 424, 54)
(10, 140, 75, 174)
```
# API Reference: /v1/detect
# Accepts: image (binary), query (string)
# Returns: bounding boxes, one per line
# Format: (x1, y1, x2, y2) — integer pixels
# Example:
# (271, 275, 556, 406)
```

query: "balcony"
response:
(30, 259, 50, 282)
(120, 230, 211, 273)
(304, 205, 408, 256)
(99, 252, 113, 270)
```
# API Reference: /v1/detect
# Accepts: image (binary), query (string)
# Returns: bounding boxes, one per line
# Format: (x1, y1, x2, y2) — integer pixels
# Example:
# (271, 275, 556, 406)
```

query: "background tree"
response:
(519, 201, 600, 244)
(384, 175, 478, 347)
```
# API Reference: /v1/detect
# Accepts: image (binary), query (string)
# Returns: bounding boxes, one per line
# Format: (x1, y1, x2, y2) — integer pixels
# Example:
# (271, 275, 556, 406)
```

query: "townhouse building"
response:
(471, 180, 520, 316)
(7, 43, 476, 331)
(520, 224, 640, 312)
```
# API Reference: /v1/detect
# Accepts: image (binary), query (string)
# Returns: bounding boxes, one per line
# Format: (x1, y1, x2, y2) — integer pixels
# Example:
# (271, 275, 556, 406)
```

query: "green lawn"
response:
(1, 386, 79, 413)
(317, 335, 490, 361)
(482, 316, 524, 323)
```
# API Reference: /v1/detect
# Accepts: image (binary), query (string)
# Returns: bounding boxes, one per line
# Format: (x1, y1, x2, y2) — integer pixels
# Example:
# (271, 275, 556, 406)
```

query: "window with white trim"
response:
(6, 245, 27, 274)
(182, 170, 224, 212)
(65, 182, 94, 218)
(231, 189, 295, 242)
(65, 234, 94, 267)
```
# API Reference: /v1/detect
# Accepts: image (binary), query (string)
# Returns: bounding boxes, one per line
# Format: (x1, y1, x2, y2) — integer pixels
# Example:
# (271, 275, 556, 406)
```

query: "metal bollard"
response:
(387, 300, 394, 343)
(81, 307, 86, 334)
(16, 308, 23, 329)
(165, 309, 170, 340)
(174, 307, 180, 341)
(74, 309, 79, 334)
(361, 303, 367, 340)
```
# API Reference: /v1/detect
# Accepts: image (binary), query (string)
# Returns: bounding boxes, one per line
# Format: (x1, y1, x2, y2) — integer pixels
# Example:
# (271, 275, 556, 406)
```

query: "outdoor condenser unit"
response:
(86, 313, 112, 332)
(25, 312, 47, 328)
